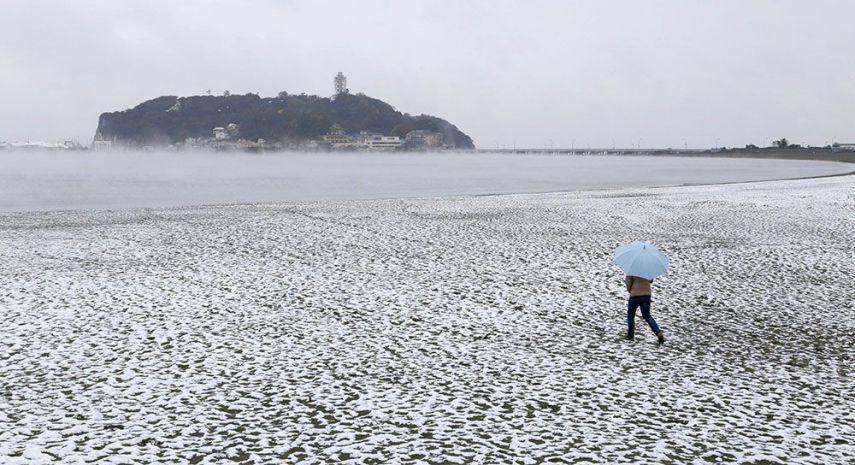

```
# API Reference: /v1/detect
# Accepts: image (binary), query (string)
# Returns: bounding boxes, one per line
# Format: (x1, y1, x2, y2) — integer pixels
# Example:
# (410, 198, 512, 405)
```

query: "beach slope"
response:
(0, 177, 852, 464)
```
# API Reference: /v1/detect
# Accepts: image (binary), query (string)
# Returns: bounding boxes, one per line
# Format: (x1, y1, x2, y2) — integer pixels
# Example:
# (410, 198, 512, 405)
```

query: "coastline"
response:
(480, 148, 855, 164)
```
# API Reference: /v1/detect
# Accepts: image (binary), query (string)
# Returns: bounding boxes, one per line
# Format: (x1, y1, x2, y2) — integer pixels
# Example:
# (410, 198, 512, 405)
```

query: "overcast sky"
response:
(1, 0, 853, 148)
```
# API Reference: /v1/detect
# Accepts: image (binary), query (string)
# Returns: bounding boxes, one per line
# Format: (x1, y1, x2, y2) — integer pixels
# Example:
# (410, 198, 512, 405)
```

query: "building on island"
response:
(363, 135, 403, 151)
(318, 123, 437, 151)
(213, 127, 228, 140)
(405, 130, 444, 150)
(322, 124, 355, 148)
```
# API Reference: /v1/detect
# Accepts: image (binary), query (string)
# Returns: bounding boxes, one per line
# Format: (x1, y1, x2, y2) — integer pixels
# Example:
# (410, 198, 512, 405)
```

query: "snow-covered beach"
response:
(1, 175, 853, 464)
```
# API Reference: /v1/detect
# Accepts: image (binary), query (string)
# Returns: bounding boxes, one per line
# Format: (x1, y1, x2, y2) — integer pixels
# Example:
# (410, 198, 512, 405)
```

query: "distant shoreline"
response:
(478, 148, 855, 164)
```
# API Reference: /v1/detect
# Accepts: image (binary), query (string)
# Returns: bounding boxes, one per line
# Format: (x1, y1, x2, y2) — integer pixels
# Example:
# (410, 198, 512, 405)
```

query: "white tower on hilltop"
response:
(334, 72, 348, 95)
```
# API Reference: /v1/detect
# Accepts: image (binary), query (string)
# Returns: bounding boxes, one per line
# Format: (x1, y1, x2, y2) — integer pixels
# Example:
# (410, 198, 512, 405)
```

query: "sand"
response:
(1, 176, 852, 464)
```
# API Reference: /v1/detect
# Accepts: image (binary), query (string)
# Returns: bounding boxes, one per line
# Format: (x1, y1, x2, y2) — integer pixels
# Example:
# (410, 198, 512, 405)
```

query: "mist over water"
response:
(0, 151, 850, 212)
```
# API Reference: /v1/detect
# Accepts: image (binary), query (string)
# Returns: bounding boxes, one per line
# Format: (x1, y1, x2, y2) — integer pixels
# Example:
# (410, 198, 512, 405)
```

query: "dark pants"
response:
(627, 295, 660, 337)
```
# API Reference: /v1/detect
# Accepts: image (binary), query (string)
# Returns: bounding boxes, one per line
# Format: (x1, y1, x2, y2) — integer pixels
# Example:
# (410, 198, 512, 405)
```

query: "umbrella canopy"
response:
(613, 241, 669, 280)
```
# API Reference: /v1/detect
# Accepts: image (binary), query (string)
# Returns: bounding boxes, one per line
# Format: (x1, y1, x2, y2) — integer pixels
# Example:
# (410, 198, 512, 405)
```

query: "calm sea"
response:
(0, 151, 850, 211)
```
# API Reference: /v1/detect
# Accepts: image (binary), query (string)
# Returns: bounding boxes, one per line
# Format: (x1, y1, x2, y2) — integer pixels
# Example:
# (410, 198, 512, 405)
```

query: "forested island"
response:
(94, 91, 475, 151)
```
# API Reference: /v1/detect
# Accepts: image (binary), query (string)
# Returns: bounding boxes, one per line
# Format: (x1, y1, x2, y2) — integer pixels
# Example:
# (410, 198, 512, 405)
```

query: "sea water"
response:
(0, 151, 849, 211)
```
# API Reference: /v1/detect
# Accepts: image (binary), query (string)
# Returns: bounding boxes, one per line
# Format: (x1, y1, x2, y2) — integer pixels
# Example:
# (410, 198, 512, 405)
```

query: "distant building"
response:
(334, 72, 348, 95)
(9, 141, 78, 151)
(322, 124, 355, 147)
(236, 139, 260, 150)
(405, 130, 444, 150)
(831, 142, 855, 152)
(213, 127, 228, 140)
(92, 132, 115, 150)
(63, 140, 83, 150)
(227, 123, 240, 139)
(329, 124, 346, 136)
(363, 135, 402, 151)
(353, 131, 378, 146)
(93, 140, 112, 151)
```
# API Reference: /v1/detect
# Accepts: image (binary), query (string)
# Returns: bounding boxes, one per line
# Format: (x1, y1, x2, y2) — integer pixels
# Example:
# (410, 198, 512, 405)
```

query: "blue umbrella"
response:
(613, 241, 669, 280)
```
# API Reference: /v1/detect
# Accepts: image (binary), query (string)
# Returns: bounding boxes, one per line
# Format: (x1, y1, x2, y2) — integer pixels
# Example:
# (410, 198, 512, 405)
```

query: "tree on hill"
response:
(773, 138, 790, 148)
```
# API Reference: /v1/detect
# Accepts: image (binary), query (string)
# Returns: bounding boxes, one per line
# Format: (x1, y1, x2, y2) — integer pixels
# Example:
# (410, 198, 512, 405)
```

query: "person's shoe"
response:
(657, 331, 665, 345)
(626, 333, 634, 341)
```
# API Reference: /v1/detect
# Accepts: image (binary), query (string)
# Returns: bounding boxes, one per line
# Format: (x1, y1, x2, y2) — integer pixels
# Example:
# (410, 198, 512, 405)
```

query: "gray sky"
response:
(1, 0, 853, 148)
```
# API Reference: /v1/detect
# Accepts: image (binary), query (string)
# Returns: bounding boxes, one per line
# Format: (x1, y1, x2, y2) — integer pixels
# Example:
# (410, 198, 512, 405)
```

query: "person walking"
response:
(625, 275, 664, 344)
